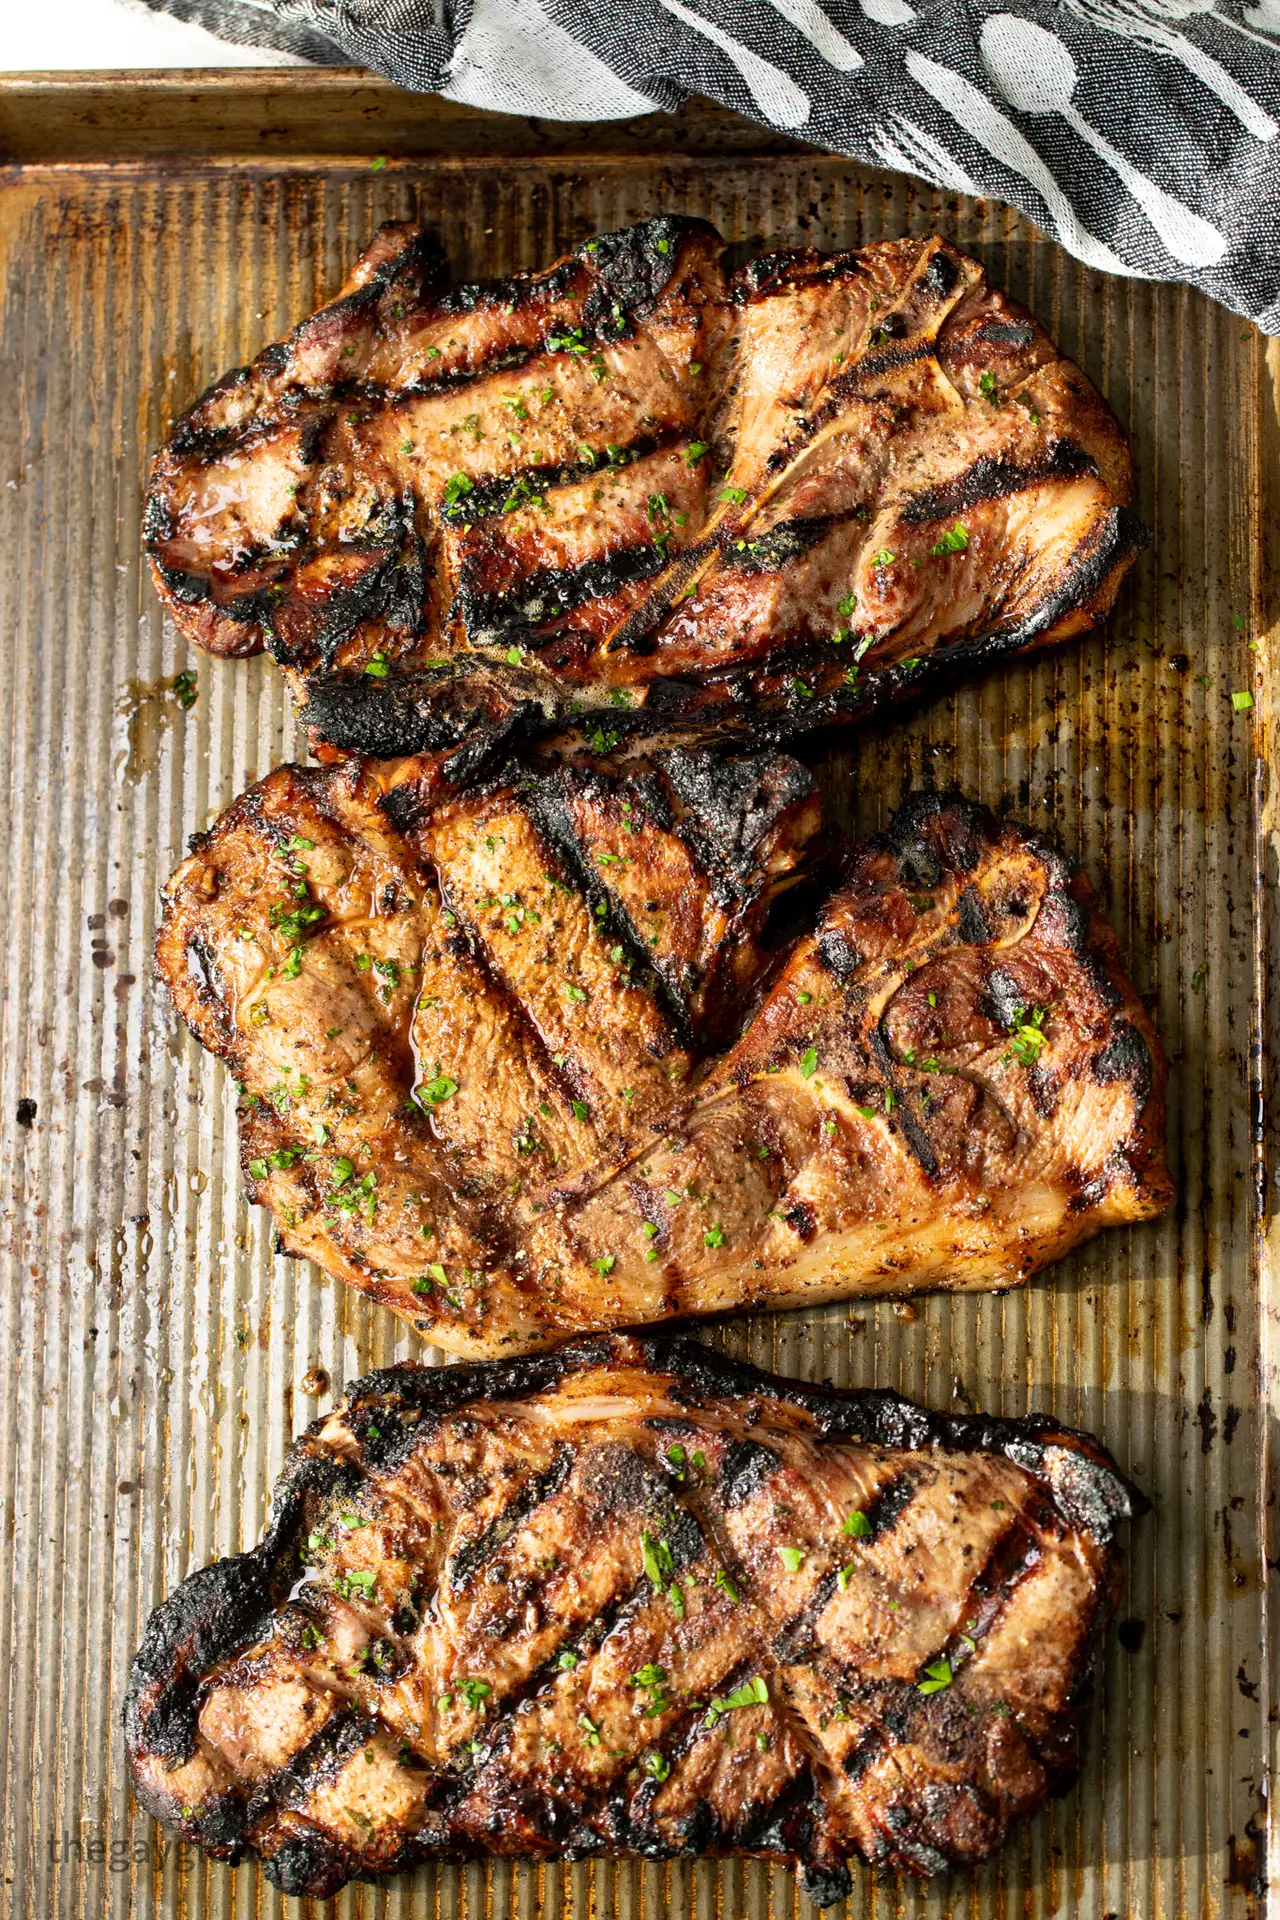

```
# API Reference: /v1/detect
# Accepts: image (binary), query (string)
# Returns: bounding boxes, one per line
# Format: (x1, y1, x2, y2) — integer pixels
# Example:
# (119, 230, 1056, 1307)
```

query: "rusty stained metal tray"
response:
(1, 70, 1278, 1920)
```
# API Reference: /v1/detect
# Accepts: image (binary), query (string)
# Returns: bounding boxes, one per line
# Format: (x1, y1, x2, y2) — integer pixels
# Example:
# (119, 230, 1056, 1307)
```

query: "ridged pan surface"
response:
(0, 130, 1275, 1920)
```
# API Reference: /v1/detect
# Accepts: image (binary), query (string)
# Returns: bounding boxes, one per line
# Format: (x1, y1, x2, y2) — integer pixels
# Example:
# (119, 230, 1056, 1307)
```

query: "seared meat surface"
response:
(157, 773, 1170, 1357)
(126, 1335, 1141, 1900)
(145, 218, 1142, 767)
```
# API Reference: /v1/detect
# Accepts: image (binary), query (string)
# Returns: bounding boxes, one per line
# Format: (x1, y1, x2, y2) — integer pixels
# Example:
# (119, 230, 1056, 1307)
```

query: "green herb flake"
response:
(172, 669, 198, 710)
(418, 1074, 459, 1106)
(703, 1224, 725, 1249)
(644, 1750, 671, 1782)
(777, 1546, 806, 1573)
(929, 522, 969, 555)
(705, 1675, 768, 1724)
(571, 1099, 590, 1123)
(799, 1046, 819, 1080)
(918, 1658, 953, 1696)
(843, 1509, 873, 1538)
(1005, 1006, 1048, 1066)
(1232, 689, 1255, 711)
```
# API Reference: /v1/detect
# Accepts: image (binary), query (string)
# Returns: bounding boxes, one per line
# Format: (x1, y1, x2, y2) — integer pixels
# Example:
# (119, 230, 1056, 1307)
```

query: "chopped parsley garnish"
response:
(330, 1157, 355, 1190)
(929, 522, 969, 555)
(1004, 1006, 1048, 1066)
(719, 486, 748, 505)
(918, 1658, 953, 1696)
(777, 1546, 806, 1573)
(172, 669, 198, 710)
(592, 1254, 617, 1276)
(565, 983, 589, 1002)
(334, 1568, 376, 1601)
(644, 1750, 671, 1782)
(870, 548, 896, 568)
(1232, 689, 1255, 711)
(558, 1649, 579, 1670)
(705, 1675, 767, 1724)
(799, 1047, 819, 1080)
(417, 1074, 459, 1106)
(978, 369, 998, 398)
(836, 1565, 854, 1591)
(269, 900, 325, 943)
(571, 1099, 590, 1123)
(577, 1711, 602, 1747)
(685, 441, 709, 464)
(714, 1568, 740, 1603)
(842, 1509, 873, 1538)
(457, 1678, 492, 1712)
(364, 652, 391, 679)
(703, 1224, 725, 1249)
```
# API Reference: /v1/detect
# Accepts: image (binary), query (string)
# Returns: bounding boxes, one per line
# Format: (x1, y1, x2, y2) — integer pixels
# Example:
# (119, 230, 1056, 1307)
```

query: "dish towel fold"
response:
(141, 0, 1280, 327)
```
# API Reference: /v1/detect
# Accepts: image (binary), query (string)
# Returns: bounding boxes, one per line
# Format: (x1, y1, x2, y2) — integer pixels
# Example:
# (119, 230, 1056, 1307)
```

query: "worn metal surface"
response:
(0, 77, 1276, 1920)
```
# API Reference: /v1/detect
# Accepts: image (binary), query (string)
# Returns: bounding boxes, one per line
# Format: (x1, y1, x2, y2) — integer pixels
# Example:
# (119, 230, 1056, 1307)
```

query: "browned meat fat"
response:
(155, 765, 1171, 1358)
(144, 217, 1143, 768)
(125, 1335, 1141, 1901)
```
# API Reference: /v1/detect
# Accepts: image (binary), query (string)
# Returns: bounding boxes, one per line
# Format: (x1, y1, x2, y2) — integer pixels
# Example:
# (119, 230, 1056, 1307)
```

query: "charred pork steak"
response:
(125, 1334, 1142, 1900)
(145, 218, 1142, 768)
(156, 771, 1170, 1357)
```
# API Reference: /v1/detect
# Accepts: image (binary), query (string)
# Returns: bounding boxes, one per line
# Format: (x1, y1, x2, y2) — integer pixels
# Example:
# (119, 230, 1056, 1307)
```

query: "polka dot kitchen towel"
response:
(143, 0, 1280, 326)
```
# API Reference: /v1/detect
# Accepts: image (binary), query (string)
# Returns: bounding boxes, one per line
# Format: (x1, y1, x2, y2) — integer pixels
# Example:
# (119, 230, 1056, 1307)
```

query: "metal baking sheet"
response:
(1, 73, 1276, 1920)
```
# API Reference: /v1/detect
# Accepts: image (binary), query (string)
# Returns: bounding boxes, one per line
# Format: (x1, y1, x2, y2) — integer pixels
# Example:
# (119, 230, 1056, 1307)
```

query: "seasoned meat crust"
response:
(156, 770, 1171, 1357)
(145, 217, 1142, 767)
(125, 1334, 1141, 1902)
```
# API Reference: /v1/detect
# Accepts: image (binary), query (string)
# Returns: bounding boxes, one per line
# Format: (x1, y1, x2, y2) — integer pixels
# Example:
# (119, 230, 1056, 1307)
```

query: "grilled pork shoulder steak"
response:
(156, 772, 1171, 1358)
(145, 218, 1142, 768)
(126, 1335, 1141, 1899)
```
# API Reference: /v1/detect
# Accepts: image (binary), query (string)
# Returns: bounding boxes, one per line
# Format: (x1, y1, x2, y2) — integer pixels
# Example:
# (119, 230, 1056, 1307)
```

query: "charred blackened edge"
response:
(122, 1488, 304, 1849)
(292, 1334, 1144, 1542)
(158, 227, 448, 465)
(657, 748, 816, 900)
(866, 788, 1161, 1129)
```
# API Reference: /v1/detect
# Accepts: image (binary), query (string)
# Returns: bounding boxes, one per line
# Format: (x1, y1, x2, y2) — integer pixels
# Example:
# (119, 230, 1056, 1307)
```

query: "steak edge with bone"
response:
(145, 218, 1143, 769)
(125, 1333, 1142, 1901)
(156, 769, 1171, 1358)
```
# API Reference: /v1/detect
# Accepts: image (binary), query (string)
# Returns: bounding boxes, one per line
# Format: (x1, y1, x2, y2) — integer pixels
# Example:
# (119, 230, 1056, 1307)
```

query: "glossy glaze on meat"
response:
(156, 774, 1171, 1357)
(145, 218, 1142, 768)
(126, 1334, 1142, 1901)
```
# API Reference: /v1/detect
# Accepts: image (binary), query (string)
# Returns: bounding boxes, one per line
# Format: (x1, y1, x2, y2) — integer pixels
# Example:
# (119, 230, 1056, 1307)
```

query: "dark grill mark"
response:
(261, 1707, 375, 1814)
(899, 442, 1098, 527)
(440, 434, 683, 524)
(445, 1447, 574, 1591)
(717, 516, 841, 576)
(717, 1437, 782, 1508)
(860, 1470, 920, 1542)
(457, 543, 668, 647)
(521, 777, 693, 1043)
(772, 1569, 840, 1663)
(816, 929, 861, 983)
(955, 887, 994, 947)
(1091, 1023, 1152, 1104)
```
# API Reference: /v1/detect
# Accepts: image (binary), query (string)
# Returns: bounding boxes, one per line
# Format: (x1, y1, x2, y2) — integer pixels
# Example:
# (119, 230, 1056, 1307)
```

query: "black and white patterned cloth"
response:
(146, 0, 1280, 328)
